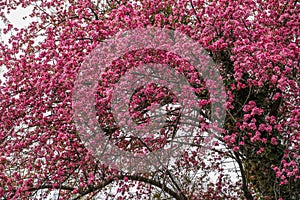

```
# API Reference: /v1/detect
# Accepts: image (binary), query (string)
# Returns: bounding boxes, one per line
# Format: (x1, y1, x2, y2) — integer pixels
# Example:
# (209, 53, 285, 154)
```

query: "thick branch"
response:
(233, 151, 253, 200)
(27, 174, 187, 200)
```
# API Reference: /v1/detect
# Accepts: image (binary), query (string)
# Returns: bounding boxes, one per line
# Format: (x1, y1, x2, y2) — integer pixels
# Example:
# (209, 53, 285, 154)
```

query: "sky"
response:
(0, 6, 33, 43)
(0, 6, 34, 83)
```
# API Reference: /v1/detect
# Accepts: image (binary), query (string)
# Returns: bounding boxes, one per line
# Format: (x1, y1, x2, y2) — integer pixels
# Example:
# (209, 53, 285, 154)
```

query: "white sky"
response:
(0, 6, 33, 40)
(0, 6, 33, 83)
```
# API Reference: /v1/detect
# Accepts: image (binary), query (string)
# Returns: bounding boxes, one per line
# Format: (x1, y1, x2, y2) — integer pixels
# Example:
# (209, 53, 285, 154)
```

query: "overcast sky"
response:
(0, 6, 34, 82)
(0, 6, 33, 43)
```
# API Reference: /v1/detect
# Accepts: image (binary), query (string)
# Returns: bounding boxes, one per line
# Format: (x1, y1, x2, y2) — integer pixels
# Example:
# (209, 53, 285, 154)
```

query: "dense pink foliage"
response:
(0, 0, 299, 199)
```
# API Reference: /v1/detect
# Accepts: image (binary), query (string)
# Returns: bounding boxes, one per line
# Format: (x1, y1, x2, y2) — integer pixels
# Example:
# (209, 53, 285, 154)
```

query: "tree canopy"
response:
(0, 0, 299, 199)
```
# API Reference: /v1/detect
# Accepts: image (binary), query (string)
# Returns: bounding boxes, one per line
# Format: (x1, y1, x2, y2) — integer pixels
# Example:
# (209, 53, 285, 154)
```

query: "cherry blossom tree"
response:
(0, 0, 299, 199)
